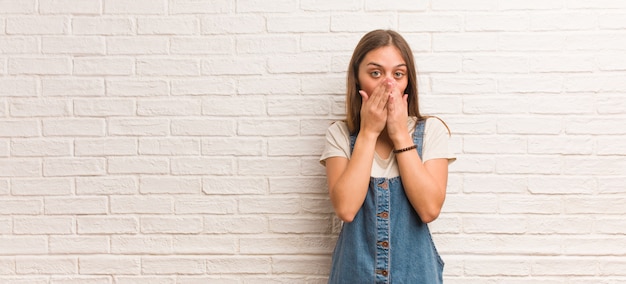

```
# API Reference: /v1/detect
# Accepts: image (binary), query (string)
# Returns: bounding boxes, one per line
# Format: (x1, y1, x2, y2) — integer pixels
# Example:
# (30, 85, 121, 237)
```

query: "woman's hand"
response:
(386, 86, 410, 145)
(358, 79, 394, 137)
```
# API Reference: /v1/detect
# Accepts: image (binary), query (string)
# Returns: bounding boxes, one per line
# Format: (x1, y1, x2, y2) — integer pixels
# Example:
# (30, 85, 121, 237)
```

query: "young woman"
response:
(320, 30, 455, 283)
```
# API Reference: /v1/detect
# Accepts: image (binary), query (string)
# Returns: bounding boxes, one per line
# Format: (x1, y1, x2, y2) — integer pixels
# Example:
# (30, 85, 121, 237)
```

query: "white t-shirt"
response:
(319, 117, 456, 178)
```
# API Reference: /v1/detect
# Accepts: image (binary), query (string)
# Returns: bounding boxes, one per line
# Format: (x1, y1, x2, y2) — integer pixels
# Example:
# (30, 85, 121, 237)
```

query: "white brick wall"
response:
(1, 1, 625, 282)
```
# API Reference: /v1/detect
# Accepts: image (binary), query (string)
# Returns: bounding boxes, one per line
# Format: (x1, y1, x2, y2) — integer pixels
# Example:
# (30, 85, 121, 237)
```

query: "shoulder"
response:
(424, 116, 450, 136)
(326, 121, 350, 138)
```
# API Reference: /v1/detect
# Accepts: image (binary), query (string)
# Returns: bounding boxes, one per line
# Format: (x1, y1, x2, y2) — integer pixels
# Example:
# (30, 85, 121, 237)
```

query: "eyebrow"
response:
(367, 62, 407, 68)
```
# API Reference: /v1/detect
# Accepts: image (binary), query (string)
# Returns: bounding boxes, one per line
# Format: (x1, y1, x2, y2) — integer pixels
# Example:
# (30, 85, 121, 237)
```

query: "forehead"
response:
(361, 45, 406, 67)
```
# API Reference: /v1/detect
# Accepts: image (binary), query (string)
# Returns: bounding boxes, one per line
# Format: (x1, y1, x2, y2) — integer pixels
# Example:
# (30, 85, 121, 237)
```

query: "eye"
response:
(370, 71, 381, 78)
(394, 71, 405, 78)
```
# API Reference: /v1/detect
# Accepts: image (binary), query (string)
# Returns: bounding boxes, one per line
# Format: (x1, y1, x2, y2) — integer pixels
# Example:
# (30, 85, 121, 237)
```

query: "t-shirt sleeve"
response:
(422, 117, 456, 163)
(319, 122, 351, 166)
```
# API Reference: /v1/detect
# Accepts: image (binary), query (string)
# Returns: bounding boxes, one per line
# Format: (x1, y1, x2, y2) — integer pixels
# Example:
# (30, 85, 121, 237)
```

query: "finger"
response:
(359, 90, 369, 102)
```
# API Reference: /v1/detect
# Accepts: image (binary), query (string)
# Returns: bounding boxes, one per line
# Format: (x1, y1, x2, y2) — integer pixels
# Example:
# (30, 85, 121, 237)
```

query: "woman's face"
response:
(357, 45, 408, 99)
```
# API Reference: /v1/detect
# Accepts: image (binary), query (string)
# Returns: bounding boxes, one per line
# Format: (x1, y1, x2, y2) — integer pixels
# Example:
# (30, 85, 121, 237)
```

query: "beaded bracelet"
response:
(393, 144, 417, 154)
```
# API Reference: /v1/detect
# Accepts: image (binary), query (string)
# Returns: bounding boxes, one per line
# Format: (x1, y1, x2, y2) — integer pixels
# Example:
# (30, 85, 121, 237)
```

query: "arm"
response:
(325, 132, 378, 222)
(326, 81, 392, 222)
(387, 96, 449, 223)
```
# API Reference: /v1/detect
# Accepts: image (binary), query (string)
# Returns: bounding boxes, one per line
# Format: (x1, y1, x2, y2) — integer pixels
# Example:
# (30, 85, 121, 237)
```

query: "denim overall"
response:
(328, 120, 444, 284)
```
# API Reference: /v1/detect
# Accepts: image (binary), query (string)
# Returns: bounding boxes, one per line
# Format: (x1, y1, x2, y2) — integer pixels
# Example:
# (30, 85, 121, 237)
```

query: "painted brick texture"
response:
(1, 1, 625, 283)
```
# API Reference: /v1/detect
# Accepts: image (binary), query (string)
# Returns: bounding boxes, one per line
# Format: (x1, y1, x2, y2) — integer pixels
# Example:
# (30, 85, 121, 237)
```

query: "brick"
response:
(111, 236, 172, 254)
(463, 135, 526, 154)
(137, 58, 200, 76)
(74, 138, 136, 156)
(239, 236, 334, 254)
(448, 155, 495, 173)
(172, 236, 237, 254)
(0, 237, 47, 255)
(526, 216, 593, 235)
(528, 176, 596, 195)
(237, 35, 298, 54)
(104, 0, 166, 14)
(137, 99, 202, 116)
(202, 137, 264, 156)
(566, 118, 626, 134)
(11, 138, 71, 157)
(267, 54, 329, 74)
(268, 97, 329, 116)
(238, 158, 300, 175)
(76, 176, 137, 195)
(72, 17, 134, 35)
(598, 137, 626, 155)
(0, 158, 41, 177)
(174, 196, 237, 214)
(0, 0, 36, 13)
(597, 53, 626, 71)
(0, 179, 8, 195)
(141, 217, 203, 234)
(106, 37, 168, 54)
(10, 99, 71, 117)
(563, 237, 626, 255)
(11, 178, 72, 196)
(110, 196, 172, 214)
(444, 194, 498, 213)
(301, 34, 360, 53)
(496, 155, 562, 174)
(171, 36, 234, 55)
(598, 177, 626, 194)
(203, 57, 265, 75)
(269, 216, 332, 234)
(272, 255, 331, 274)
(463, 55, 528, 73)
(9, 57, 71, 75)
(16, 257, 77, 274)
(170, 0, 233, 14)
(566, 75, 626, 92)
(594, 218, 626, 234)
(0, 36, 38, 54)
(203, 215, 267, 234)
(138, 17, 197, 35)
(238, 197, 301, 214)
(79, 256, 141, 275)
(202, 96, 265, 116)
(141, 257, 205, 274)
(433, 33, 498, 51)
(565, 157, 626, 175)
(238, 77, 300, 95)
(203, 177, 266, 195)
(599, 13, 626, 29)
(171, 119, 235, 136)
(267, 15, 330, 33)
(108, 157, 169, 174)
(113, 277, 176, 284)
(171, 157, 233, 175)
(108, 118, 170, 136)
(0, 78, 38, 97)
(496, 117, 561, 134)
(463, 216, 526, 234)
(139, 138, 200, 155)
(42, 78, 105, 96)
(464, 257, 530, 276)
(43, 119, 105, 137)
(566, 33, 626, 51)
(75, 98, 135, 117)
(51, 236, 110, 254)
(0, 198, 42, 214)
(106, 79, 169, 96)
(465, 14, 529, 31)
(206, 257, 271, 274)
(269, 177, 326, 194)
(238, 119, 299, 136)
(431, 76, 497, 94)
(73, 57, 134, 75)
(301, 0, 360, 11)
(45, 197, 108, 215)
(439, 235, 562, 255)
(330, 13, 395, 32)
(268, 137, 325, 156)
(0, 257, 14, 273)
(463, 96, 528, 114)
(39, 0, 101, 14)
(237, 0, 296, 12)
(140, 177, 201, 194)
(77, 216, 139, 234)
(528, 136, 593, 155)
(49, 277, 112, 284)
(13, 217, 73, 235)
(171, 78, 236, 96)
(7, 16, 68, 35)
(202, 15, 265, 34)
(498, 33, 565, 51)
(498, 0, 563, 10)
(42, 36, 105, 54)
